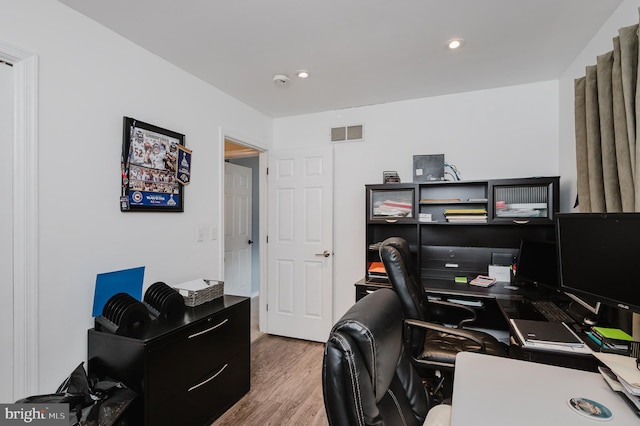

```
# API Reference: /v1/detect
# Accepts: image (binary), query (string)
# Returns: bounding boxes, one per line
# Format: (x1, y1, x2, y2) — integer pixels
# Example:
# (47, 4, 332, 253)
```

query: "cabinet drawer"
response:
(147, 349, 250, 426)
(147, 303, 249, 395)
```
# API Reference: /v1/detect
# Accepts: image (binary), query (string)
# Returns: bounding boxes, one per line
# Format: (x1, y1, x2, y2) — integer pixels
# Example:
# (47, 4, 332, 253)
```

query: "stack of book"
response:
(420, 198, 461, 203)
(444, 208, 488, 223)
(367, 261, 387, 281)
(586, 326, 634, 352)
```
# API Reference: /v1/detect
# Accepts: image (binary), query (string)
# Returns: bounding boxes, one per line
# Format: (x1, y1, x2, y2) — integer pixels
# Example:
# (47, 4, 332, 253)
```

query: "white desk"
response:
(451, 352, 637, 425)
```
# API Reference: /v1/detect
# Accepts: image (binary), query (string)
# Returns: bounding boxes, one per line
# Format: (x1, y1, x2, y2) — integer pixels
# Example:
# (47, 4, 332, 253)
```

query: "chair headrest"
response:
(381, 237, 413, 270)
(330, 288, 403, 400)
(380, 244, 425, 321)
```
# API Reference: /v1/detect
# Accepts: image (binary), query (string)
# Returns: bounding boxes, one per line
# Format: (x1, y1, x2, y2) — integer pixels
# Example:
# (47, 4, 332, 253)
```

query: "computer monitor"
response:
(555, 213, 640, 315)
(514, 239, 558, 289)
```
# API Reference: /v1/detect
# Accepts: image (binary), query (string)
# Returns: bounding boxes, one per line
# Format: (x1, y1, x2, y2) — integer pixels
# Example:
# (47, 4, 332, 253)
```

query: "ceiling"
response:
(58, 0, 622, 118)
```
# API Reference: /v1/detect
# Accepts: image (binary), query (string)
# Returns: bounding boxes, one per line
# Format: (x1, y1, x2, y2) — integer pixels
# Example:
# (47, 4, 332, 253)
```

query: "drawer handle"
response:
(366, 290, 375, 294)
(188, 363, 228, 392)
(188, 318, 229, 339)
(513, 220, 530, 224)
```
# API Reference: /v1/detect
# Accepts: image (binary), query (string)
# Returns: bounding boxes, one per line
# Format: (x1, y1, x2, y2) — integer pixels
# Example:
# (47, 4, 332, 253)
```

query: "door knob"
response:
(248, 240, 254, 244)
(315, 250, 331, 258)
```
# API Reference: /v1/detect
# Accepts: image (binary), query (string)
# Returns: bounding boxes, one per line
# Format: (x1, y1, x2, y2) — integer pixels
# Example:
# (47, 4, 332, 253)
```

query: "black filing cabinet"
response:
(88, 295, 250, 426)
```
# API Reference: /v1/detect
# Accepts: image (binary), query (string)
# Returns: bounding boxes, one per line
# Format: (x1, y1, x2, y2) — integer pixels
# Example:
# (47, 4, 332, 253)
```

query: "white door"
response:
(224, 162, 252, 297)
(0, 62, 13, 402)
(267, 146, 333, 342)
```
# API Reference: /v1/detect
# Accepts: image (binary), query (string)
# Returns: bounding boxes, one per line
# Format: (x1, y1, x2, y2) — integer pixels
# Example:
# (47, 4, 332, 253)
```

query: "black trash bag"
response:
(79, 381, 137, 426)
(16, 362, 93, 423)
(15, 362, 136, 426)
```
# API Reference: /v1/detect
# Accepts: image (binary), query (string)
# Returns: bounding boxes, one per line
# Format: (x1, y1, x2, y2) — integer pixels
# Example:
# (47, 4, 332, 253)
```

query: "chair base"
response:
(421, 370, 454, 405)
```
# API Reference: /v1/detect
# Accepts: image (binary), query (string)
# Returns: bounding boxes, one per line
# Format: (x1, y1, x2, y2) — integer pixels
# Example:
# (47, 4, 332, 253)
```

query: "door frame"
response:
(1, 40, 39, 400)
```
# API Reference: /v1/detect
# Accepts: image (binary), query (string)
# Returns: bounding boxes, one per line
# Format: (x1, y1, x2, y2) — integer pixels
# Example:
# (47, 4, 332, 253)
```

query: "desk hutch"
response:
(357, 176, 559, 300)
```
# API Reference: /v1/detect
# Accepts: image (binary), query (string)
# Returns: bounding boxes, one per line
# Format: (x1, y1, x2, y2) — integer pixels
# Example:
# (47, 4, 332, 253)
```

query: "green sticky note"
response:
(454, 276, 468, 284)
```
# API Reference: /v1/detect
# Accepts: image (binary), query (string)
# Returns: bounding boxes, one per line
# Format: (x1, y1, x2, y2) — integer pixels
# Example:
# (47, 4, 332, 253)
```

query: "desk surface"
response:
(423, 278, 547, 301)
(451, 352, 637, 425)
(356, 277, 562, 302)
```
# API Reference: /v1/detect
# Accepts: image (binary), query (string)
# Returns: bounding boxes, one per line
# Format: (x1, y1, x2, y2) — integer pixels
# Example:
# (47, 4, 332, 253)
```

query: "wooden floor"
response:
(212, 334, 328, 426)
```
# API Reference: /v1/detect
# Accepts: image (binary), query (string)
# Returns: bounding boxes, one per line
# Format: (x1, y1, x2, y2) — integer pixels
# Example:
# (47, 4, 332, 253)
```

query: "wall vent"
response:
(330, 124, 364, 142)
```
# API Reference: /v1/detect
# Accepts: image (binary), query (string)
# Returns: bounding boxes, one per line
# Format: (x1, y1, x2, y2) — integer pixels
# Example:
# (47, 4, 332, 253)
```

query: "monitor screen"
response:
(556, 213, 640, 314)
(515, 239, 558, 289)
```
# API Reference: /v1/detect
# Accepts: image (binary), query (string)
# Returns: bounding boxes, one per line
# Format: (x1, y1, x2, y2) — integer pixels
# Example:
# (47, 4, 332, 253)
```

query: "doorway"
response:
(0, 59, 13, 403)
(0, 41, 39, 401)
(224, 138, 262, 341)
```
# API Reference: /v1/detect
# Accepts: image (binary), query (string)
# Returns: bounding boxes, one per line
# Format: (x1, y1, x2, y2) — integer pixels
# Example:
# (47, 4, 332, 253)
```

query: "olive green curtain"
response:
(574, 14, 639, 213)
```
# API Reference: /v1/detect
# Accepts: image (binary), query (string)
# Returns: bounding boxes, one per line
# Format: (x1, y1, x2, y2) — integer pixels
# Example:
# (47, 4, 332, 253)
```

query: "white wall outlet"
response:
(196, 226, 205, 242)
(210, 226, 217, 240)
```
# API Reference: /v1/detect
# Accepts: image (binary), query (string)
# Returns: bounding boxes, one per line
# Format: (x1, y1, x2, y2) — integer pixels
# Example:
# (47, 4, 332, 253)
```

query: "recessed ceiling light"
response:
(296, 70, 310, 79)
(446, 38, 465, 50)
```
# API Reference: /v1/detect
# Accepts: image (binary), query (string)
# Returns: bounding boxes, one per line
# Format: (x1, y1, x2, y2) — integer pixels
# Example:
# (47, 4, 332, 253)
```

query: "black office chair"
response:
(381, 237, 479, 328)
(379, 238, 508, 383)
(322, 288, 452, 426)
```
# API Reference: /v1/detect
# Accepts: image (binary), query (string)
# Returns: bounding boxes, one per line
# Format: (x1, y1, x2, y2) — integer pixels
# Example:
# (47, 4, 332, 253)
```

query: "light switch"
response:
(210, 226, 217, 240)
(196, 226, 205, 242)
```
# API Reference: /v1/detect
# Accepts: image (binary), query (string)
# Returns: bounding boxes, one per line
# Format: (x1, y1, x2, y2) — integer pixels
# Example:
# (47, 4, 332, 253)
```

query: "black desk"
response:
(421, 279, 535, 332)
(355, 277, 602, 371)
(356, 276, 554, 302)
(422, 279, 601, 371)
(423, 277, 541, 300)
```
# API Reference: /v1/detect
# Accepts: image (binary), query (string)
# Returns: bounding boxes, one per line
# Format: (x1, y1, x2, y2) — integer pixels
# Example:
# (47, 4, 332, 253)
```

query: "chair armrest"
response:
(404, 318, 487, 352)
(427, 299, 477, 328)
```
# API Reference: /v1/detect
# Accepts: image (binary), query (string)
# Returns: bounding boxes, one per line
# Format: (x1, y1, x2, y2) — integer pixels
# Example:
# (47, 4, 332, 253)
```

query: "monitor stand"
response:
(565, 300, 599, 328)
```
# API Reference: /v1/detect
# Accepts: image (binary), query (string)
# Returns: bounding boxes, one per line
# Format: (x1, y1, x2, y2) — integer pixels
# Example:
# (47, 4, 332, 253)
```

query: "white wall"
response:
(274, 81, 560, 319)
(1, 0, 272, 395)
(559, 0, 640, 212)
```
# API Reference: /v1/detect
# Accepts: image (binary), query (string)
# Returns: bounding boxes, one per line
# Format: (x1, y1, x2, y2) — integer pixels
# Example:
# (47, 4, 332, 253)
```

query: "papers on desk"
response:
(598, 364, 640, 413)
(469, 275, 496, 287)
(174, 278, 210, 291)
(594, 352, 640, 395)
(510, 319, 592, 354)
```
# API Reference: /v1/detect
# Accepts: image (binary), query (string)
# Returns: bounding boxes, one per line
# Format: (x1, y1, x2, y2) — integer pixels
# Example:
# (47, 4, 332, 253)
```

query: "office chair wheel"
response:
(422, 371, 455, 407)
